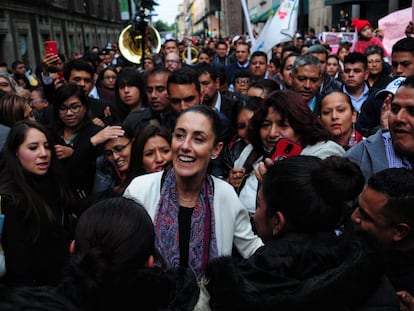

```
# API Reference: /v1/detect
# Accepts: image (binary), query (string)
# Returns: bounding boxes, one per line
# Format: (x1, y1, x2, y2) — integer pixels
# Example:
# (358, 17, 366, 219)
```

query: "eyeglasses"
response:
(104, 141, 132, 157)
(103, 75, 116, 80)
(58, 103, 82, 113)
(235, 79, 250, 84)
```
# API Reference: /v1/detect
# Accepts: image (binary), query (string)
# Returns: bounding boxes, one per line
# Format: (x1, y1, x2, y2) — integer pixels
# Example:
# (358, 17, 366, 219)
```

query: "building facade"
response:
(176, 0, 411, 42)
(0, 0, 124, 70)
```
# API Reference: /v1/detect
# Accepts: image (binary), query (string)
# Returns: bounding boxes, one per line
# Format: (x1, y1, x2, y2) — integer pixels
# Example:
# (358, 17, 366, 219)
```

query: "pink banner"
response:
(378, 7, 411, 56)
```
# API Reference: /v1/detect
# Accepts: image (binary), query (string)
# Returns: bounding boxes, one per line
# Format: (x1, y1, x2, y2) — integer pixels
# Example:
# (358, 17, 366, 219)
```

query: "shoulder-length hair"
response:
(248, 90, 330, 154)
(0, 120, 74, 241)
(114, 66, 147, 109)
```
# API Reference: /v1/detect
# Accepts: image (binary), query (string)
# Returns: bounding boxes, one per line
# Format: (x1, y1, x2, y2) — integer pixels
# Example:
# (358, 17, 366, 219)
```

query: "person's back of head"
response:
(67, 197, 156, 310)
(0, 93, 30, 127)
(262, 156, 364, 234)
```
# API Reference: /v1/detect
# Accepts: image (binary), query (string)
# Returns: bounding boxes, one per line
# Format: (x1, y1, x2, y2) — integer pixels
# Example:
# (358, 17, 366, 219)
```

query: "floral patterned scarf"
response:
(155, 168, 218, 280)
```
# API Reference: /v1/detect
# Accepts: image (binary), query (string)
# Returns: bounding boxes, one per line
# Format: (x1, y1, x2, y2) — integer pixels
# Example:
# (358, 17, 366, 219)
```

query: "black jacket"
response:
(206, 232, 399, 311)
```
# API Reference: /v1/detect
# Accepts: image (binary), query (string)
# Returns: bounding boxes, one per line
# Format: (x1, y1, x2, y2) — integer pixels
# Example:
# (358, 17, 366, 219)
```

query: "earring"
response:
(211, 156, 216, 160)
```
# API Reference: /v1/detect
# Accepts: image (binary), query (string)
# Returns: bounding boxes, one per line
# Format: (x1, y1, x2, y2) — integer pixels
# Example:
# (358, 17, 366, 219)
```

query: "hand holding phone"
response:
(44, 41, 58, 56)
(270, 138, 302, 162)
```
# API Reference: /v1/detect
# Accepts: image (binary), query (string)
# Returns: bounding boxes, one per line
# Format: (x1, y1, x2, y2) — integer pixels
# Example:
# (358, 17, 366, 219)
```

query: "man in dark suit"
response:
(196, 64, 236, 123)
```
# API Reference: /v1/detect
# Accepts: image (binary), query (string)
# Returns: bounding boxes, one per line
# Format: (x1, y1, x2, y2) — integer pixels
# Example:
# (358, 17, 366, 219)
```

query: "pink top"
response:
(353, 36, 388, 57)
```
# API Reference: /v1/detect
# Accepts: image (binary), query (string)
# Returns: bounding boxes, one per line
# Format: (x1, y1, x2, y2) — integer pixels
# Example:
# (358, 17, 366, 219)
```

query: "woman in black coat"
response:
(203, 156, 400, 311)
(0, 120, 74, 286)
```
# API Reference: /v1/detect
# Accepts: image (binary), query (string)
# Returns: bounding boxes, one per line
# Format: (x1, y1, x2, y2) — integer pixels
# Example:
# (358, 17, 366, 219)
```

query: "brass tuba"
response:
(118, 24, 161, 64)
(182, 46, 199, 64)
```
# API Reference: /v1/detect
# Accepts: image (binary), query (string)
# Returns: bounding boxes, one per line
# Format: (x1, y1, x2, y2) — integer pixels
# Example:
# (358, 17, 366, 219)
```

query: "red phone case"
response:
(44, 41, 58, 55)
(270, 138, 302, 162)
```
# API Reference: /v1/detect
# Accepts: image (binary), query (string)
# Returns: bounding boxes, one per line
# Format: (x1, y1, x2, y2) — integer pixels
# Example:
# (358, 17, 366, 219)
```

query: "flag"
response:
(251, 0, 299, 54)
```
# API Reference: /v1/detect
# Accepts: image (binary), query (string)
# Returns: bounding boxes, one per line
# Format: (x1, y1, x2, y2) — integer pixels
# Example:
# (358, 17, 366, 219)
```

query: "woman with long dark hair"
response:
(0, 120, 74, 286)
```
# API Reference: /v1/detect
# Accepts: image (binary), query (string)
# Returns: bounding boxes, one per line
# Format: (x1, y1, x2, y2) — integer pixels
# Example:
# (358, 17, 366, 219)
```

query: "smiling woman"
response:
(124, 105, 263, 281)
(234, 90, 345, 215)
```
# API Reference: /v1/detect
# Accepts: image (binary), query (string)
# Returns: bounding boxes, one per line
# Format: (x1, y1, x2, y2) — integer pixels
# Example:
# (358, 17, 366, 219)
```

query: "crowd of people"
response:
(0, 15, 414, 310)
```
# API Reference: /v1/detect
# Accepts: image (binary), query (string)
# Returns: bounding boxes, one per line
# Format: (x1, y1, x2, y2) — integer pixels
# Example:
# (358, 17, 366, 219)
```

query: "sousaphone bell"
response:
(118, 24, 161, 65)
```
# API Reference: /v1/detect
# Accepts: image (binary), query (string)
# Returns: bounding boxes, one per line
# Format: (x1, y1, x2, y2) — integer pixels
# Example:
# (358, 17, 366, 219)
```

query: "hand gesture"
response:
(380, 93, 392, 130)
(397, 291, 414, 311)
(92, 117, 106, 128)
(228, 167, 245, 188)
(254, 158, 273, 184)
(90, 126, 125, 146)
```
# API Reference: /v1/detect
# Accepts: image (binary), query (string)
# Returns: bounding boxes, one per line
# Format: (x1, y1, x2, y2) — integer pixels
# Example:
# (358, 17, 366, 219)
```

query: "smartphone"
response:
(270, 138, 302, 162)
(44, 40, 58, 55)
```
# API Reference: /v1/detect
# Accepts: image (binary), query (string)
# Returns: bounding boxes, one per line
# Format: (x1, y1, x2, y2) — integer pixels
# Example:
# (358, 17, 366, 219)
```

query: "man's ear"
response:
(69, 240, 75, 254)
(272, 211, 286, 236)
(393, 223, 411, 242)
(214, 78, 221, 89)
